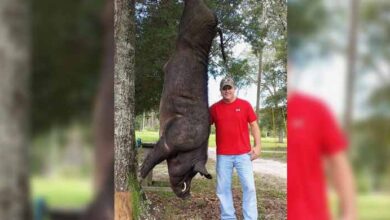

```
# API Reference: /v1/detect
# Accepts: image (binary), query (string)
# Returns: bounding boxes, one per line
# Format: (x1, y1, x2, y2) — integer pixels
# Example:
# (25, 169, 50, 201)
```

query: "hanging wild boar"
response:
(140, 0, 218, 199)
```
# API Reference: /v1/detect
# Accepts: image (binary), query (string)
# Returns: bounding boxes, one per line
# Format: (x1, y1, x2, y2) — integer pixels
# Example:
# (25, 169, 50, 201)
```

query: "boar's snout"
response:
(170, 173, 196, 199)
(172, 179, 192, 199)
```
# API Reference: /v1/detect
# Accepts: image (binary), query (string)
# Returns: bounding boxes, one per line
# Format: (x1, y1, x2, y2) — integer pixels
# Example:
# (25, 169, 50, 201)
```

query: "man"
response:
(210, 77, 261, 220)
(288, 91, 356, 220)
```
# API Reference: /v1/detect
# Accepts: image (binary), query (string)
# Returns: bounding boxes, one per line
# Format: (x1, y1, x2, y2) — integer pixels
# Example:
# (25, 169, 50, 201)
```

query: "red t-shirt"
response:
(288, 92, 348, 220)
(210, 98, 257, 155)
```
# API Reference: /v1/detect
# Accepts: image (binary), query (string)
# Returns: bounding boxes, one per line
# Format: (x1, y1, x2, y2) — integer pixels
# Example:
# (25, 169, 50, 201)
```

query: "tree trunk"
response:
(271, 107, 276, 137)
(278, 130, 284, 143)
(278, 108, 285, 143)
(344, 0, 359, 135)
(142, 112, 145, 131)
(94, 0, 115, 195)
(0, 0, 31, 219)
(255, 50, 263, 120)
(83, 0, 115, 219)
(114, 0, 137, 219)
(283, 108, 287, 141)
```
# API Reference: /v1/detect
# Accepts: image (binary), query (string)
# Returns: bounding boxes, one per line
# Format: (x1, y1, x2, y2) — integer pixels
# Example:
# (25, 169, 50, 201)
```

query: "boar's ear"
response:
(194, 162, 212, 179)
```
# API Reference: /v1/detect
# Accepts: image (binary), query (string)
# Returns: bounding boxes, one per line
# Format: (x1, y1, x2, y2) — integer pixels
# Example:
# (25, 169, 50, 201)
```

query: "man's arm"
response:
(209, 106, 214, 125)
(327, 152, 356, 220)
(249, 121, 261, 160)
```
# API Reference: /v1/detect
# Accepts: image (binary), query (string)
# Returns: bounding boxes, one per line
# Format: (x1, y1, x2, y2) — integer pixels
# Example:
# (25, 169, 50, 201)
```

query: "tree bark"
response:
(83, 0, 115, 219)
(255, 50, 263, 121)
(0, 0, 31, 219)
(344, 0, 359, 135)
(94, 0, 115, 195)
(114, 0, 137, 219)
(272, 107, 276, 137)
(278, 130, 284, 143)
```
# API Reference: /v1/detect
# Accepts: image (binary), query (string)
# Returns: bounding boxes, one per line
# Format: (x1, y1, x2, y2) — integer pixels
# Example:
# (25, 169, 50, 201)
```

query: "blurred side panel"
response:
(0, 0, 31, 219)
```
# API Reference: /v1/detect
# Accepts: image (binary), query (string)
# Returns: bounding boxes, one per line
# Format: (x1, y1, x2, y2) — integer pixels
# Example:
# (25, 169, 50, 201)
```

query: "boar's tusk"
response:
(181, 182, 187, 192)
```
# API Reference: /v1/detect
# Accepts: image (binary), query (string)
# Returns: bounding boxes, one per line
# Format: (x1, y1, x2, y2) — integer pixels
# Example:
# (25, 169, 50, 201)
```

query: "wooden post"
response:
(114, 0, 136, 219)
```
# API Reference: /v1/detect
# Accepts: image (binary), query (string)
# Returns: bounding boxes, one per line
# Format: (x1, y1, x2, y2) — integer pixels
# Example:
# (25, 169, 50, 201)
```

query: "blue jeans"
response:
(216, 153, 258, 220)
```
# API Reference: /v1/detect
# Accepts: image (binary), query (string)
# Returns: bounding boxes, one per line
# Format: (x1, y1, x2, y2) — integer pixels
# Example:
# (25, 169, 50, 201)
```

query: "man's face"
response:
(221, 85, 235, 102)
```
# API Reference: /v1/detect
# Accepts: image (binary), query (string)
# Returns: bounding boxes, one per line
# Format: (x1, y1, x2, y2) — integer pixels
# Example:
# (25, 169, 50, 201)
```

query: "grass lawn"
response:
(136, 130, 287, 149)
(136, 130, 160, 143)
(31, 176, 93, 208)
(261, 151, 287, 162)
(330, 193, 390, 220)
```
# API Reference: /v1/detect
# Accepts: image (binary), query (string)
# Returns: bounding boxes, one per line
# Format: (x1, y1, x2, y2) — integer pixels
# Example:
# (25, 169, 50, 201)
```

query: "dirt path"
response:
(208, 149, 287, 179)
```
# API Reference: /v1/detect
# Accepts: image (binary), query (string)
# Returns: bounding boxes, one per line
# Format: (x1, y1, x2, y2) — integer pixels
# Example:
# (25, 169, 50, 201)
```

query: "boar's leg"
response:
(194, 160, 212, 179)
(140, 137, 171, 178)
(140, 116, 208, 178)
(193, 142, 212, 179)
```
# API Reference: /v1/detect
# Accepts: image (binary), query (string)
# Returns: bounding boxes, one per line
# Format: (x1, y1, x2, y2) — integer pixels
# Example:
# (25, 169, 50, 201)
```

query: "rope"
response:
(217, 27, 229, 73)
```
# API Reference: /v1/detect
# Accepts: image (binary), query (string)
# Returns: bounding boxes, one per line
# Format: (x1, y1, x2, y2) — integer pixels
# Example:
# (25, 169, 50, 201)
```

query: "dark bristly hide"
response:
(140, 0, 218, 199)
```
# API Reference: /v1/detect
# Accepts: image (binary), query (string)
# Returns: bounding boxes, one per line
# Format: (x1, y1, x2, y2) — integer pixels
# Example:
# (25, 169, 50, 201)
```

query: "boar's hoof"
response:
(194, 162, 212, 179)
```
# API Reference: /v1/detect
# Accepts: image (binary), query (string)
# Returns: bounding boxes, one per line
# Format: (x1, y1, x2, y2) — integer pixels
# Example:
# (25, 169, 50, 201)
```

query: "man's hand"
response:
(250, 146, 261, 161)
(249, 121, 262, 161)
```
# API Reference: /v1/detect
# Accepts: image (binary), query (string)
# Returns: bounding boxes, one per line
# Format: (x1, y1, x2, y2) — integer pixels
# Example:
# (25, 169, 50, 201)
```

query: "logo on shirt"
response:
(235, 108, 241, 112)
